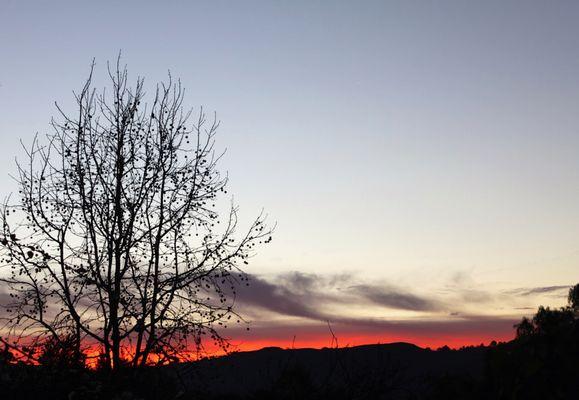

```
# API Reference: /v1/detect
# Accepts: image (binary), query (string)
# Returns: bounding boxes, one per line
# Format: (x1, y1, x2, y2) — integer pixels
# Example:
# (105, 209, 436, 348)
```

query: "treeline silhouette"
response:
(0, 284, 578, 399)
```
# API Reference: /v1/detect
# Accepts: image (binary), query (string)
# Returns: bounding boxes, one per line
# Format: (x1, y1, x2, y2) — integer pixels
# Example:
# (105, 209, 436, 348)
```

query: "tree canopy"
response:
(0, 59, 272, 370)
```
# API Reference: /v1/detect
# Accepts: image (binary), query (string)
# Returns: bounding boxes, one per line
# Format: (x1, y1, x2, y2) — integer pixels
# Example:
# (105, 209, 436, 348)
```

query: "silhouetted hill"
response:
(176, 342, 487, 399)
(2, 321, 579, 399)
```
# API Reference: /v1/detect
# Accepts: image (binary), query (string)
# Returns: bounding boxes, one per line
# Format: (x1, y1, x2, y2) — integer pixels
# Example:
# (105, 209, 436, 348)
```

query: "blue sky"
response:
(1, 1, 579, 346)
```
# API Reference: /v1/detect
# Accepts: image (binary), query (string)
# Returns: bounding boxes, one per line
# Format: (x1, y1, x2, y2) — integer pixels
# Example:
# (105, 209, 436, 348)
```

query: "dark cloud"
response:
(226, 314, 519, 344)
(345, 284, 441, 311)
(0, 291, 12, 305)
(523, 285, 569, 295)
(278, 272, 320, 293)
(237, 274, 330, 320)
(506, 285, 570, 297)
(0, 291, 13, 317)
(236, 272, 442, 321)
(459, 289, 492, 303)
(337, 315, 516, 335)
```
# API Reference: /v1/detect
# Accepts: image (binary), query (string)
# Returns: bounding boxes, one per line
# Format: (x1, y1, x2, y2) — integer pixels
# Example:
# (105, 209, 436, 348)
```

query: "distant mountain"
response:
(176, 342, 487, 399)
(3, 315, 578, 399)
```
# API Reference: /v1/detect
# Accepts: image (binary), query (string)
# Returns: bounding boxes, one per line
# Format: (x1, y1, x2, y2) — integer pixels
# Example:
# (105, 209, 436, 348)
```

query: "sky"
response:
(1, 0, 579, 350)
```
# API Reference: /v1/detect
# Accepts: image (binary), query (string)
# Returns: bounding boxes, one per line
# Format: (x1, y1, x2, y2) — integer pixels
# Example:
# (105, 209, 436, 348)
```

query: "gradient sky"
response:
(1, 0, 579, 349)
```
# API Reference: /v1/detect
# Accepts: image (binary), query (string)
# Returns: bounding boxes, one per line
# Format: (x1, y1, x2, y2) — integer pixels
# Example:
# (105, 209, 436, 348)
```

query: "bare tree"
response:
(0, 58, 272, 370)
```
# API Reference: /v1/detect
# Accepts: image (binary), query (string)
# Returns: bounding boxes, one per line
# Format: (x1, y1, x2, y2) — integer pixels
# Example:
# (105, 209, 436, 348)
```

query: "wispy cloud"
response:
(505, 285, 570, 297)
(236, 274, 330, 320)
(231, 272, 570, 338)
(236, 272, 442, 322)
(345, 284, 441, 311)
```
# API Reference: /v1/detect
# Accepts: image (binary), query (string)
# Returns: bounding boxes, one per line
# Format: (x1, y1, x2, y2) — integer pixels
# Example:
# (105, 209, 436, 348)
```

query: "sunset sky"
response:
(1, 1, 579, 350)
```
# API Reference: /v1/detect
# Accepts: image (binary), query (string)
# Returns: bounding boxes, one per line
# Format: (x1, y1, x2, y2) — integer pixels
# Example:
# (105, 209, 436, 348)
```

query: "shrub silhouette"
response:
(37, 333, 86, 369)
(514, 316, 534, 338)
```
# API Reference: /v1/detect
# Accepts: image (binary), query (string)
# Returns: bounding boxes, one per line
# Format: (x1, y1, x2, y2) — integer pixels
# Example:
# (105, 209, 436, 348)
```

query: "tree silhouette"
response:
(568, 283, 579, 313)
(0, 58, 271, 370)
(514, 316, 534, 339)
(37, 332, 86, 369)
(488, 283, 579, 399)
(531, 306, 573, 335)
(513, 283, 578, 340)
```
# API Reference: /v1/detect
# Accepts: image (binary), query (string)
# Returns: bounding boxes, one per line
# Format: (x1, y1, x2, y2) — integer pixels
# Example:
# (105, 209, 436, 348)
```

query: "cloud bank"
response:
(236, 272, 443, 323)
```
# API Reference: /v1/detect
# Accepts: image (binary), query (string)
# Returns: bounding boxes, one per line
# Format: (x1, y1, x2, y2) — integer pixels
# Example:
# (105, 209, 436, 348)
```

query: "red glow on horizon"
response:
(4, 322, 517, 368)
(77, 329, 514, 368)
(225, 331, 515, 353)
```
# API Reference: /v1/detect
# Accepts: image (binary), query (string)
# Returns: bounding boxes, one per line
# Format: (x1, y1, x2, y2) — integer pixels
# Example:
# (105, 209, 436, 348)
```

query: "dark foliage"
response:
(569, 283, 579, 312)
(0, 362, 180, 400)
(481, 303, 579, 399)
(1, 287, 577, 399)
(431, 283, 579, 400)
(37, 333, 86, 369)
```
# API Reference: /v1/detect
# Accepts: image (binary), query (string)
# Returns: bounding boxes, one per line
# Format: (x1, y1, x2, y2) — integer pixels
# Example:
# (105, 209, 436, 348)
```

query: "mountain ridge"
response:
(177, 340, 487, 398)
